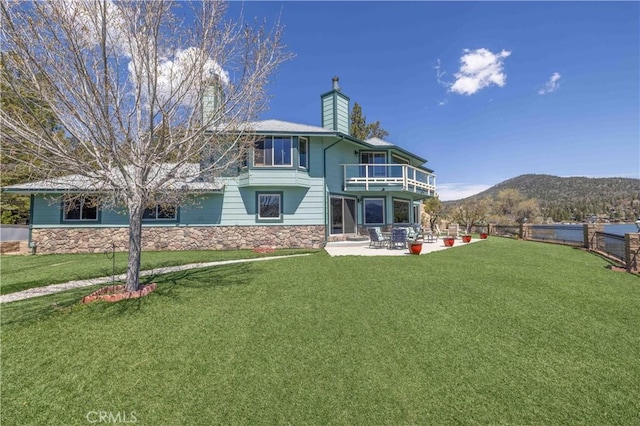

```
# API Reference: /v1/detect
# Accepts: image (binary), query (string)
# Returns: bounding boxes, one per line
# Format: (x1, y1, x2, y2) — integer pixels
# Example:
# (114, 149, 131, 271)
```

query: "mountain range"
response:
(446, 174, 640, 222)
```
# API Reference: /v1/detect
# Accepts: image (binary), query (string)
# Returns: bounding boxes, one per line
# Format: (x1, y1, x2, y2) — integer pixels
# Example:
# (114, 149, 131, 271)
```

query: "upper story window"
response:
(143, 205, 177, 220)
(63, 196, 98, 221)
(360, 152, 386, 177)
(299, 137, 308, 170)
(254, 136, 292, 167)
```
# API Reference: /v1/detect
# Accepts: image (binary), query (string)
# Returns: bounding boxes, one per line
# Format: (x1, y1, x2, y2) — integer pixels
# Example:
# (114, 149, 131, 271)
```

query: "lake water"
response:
(604, 224, 638, 236)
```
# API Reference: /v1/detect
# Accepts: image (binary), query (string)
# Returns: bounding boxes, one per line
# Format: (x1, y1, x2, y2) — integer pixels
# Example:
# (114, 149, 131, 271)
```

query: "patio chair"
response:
(388, 228, 408, 250)
(447, 224, 462, 239)
(367, 227, 389, 248)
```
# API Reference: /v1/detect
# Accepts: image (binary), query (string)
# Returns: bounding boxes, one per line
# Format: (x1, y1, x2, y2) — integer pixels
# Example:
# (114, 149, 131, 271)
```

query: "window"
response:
(258, 193, 282, 220)
(64, 196, 98, 221)
(254, 136, 292, 167)
(143, 205, 177, 220)
(391, 154, 409, 178)
(299, 137, 308, 169)
(360, 152, 386, 177)
(393, 199, 410, 223)
(364, 198, 385, 225)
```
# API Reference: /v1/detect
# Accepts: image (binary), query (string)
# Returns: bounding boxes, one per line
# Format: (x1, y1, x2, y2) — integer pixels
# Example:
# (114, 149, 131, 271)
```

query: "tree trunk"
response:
(125, 199, 144, 292)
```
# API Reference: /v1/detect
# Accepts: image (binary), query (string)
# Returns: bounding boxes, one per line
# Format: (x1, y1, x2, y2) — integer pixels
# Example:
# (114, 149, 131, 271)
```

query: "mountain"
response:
(447, 174, 640, 222)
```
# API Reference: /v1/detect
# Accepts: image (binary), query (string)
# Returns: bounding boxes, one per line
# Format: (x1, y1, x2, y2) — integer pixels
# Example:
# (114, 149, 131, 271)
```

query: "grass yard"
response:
(1, 238, 639, 425)
(0, 248, 316, 295)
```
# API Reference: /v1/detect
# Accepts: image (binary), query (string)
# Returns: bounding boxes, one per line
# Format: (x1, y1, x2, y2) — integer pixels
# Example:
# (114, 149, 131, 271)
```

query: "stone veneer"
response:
(31, 225, 325, 254)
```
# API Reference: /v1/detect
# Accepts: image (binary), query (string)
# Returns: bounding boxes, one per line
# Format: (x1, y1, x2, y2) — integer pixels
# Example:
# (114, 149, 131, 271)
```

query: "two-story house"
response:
(3, 78, 436, 253)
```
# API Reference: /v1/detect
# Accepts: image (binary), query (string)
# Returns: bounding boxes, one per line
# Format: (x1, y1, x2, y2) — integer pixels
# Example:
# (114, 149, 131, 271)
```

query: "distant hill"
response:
(446, 174, 640, 222)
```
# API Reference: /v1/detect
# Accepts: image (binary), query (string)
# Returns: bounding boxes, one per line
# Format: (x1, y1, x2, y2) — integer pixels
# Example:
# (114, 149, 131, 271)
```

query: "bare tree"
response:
(449, 198, 490, 234)
(1, 0, 291, 290)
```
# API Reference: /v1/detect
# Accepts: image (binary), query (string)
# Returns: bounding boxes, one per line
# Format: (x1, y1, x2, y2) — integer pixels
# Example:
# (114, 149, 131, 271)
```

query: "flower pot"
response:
(409, 242, 423, 255)
(462, 235, 471, 243)
(480, 233, 488, 239)
(443, 237, 455, 247)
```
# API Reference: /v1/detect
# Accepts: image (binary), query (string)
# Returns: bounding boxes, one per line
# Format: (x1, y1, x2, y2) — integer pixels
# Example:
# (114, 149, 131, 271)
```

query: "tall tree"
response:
(349, 101, 389, 140)
(1, 0, 291, 291)
(0, 55, 63, 223)
(422, 196, 443, 231)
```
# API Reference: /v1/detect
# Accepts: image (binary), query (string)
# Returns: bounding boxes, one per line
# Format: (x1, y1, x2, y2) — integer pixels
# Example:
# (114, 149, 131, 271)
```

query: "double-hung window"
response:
(257, 193, 282, 220)
(63, 196, 98, 221)
(254, 136, 292, 167)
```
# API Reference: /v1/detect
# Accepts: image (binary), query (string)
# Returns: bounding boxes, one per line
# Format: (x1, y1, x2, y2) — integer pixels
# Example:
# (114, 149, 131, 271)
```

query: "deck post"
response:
(625, 233, 640, 273)
(583, 223, 604, 250)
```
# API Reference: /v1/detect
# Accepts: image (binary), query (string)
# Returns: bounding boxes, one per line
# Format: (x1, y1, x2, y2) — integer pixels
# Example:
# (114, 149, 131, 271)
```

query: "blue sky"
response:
(228, 1, 639, 200)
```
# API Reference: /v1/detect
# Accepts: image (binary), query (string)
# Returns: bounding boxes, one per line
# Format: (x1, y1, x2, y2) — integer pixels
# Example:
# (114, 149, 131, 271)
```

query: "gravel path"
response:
(0, 254, 311, 304)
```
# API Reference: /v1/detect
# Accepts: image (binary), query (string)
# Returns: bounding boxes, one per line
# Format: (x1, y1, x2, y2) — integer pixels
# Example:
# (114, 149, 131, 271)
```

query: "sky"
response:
(224, 1, 639, 201)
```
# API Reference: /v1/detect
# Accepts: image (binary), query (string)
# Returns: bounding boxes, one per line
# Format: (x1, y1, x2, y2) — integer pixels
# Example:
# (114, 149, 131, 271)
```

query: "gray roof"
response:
(247, 119, 336, 134)
(364, 137, 394, 147)
(3, 163, 224, 193)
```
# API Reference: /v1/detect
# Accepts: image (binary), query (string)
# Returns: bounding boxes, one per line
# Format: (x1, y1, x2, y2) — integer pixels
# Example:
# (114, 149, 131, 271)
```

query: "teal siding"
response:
(335, 95, 349, 134)
(101, 207, 128, 225)
(32, 195, 62, 225)
(217, 179, 324, 225)
(324, 141, 357, 194)
(180, 194, 224, 225)
(321, 96, 334, 130)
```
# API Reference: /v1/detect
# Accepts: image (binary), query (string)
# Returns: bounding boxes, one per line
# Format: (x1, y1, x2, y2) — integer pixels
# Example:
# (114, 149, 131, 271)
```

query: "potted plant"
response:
(462, 234, 472, 243)
(408, 238, 424, 254)
(407, 228, 424, 254)
(480, 232, 488, 239)
(443, 236, 455, 247)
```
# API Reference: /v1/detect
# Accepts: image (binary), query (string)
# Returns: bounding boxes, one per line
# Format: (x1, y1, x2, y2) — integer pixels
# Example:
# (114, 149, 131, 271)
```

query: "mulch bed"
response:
(82, 283, 157, 304)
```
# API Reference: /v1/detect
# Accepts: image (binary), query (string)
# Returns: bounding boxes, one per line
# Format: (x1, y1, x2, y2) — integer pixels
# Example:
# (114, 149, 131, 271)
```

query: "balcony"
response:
(343, 164, 436, 196)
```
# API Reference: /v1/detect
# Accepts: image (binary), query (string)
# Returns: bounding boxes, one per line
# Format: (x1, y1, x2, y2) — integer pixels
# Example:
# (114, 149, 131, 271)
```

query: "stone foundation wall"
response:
(0, 241, 29, 255)
(31, 225, 325, 254)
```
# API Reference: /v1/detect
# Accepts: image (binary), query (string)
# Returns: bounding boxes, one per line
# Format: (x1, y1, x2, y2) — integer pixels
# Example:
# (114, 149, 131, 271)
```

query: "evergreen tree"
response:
(349, 102, 389, 140)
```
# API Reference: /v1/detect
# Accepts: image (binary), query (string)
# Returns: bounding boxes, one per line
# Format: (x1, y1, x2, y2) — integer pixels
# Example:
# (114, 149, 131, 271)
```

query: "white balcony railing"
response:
(343, 164, 436, 195)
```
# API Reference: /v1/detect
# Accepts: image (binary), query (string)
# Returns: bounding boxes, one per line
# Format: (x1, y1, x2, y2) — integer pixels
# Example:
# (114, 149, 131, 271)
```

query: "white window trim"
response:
(63, 196, 98, 221)
(258, 193, 282, 220)
(254, 136, 293, 167)
(391, 154, 409, 164)
(393, 198, 411, 224)
(143, 205, 177, 221)
(298, 137, 309, 170)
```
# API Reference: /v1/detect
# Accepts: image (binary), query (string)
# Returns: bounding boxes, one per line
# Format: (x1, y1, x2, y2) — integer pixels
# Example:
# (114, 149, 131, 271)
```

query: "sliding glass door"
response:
(330, 196, 357, 235)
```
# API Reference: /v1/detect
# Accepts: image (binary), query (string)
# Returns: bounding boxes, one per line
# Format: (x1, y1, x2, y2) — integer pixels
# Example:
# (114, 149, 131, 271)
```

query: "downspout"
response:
(28, 194, 35, 254)
(323, 135, 345, 245)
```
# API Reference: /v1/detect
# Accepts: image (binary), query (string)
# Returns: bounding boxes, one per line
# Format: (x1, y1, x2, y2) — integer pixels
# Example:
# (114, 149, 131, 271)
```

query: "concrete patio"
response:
(324, 237, 484, 256)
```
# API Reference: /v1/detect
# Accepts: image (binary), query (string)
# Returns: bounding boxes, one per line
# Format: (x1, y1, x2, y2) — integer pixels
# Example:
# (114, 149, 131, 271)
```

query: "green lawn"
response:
(1, 238, 639, 425)
(0, 248, 317, 295)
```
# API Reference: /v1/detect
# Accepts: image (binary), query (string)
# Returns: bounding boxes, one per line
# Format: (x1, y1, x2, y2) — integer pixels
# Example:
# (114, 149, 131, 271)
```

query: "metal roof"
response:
(2, 164, 225, 193)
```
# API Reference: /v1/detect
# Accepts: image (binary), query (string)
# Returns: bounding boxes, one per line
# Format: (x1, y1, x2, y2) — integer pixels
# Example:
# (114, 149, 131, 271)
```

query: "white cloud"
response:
(60, 0, 228, 107)
(437, 183, 492, 201)
(450, 48, 511, 95)
(538, 72, 561, 95)
(153, 47, 231, 106)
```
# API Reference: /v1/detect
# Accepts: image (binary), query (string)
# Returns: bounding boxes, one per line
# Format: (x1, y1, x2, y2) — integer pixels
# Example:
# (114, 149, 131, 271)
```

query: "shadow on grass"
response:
(2, 262, 260, 329)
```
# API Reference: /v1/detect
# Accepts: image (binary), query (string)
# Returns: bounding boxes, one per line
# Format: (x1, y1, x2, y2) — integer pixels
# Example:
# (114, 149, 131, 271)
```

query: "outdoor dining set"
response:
(367, 224, 437, 250)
